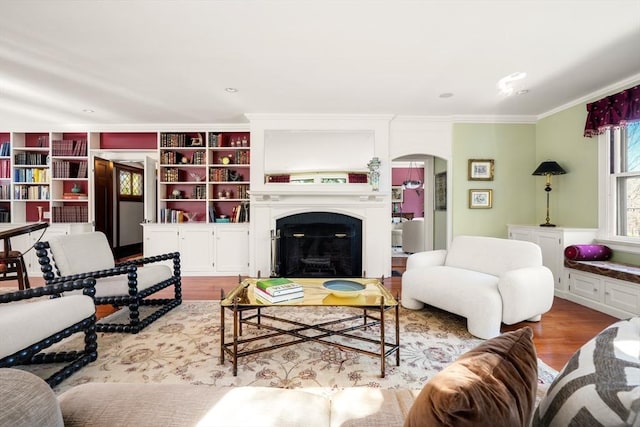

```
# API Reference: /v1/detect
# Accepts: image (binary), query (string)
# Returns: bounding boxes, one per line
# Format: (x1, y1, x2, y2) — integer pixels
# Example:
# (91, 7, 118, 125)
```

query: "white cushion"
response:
(0, 295, 95, 359)
(48, 232, 115, 276)
(445, 235, 543, 277)
(93, 265, 174, 297)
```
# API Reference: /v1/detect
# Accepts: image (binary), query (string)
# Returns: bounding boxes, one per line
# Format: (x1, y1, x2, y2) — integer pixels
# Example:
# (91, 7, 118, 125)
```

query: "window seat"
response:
(564, 259, 640, 286)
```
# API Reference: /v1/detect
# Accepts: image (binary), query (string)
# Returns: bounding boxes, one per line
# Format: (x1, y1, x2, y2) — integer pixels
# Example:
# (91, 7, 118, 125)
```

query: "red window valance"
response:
(584, 84, 640, 137)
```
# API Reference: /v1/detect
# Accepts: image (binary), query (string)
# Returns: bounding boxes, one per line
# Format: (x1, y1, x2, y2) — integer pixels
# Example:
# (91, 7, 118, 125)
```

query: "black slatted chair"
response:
(35, 231, 181, 334)
(0, 278, 97, 387)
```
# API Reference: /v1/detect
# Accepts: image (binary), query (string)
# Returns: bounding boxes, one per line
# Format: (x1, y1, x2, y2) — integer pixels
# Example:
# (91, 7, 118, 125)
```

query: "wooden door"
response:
(93, 157, 114, 247)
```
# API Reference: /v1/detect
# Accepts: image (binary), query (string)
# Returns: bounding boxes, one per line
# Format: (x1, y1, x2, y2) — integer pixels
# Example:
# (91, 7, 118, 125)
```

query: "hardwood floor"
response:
(4, 256, 618, 372)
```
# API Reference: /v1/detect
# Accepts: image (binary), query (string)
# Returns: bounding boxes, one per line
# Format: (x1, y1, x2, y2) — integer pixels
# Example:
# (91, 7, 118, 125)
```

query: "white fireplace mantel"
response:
(247, 115, 394, 278)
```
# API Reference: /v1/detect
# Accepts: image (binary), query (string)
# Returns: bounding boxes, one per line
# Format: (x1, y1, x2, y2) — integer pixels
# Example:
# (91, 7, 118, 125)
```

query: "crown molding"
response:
(451, 115, 537, 124)
(537, 73, 640, 120)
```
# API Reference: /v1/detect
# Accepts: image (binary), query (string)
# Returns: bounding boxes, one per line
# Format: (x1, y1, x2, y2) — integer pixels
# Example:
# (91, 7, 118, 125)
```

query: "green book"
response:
(255, 278, 302, 296)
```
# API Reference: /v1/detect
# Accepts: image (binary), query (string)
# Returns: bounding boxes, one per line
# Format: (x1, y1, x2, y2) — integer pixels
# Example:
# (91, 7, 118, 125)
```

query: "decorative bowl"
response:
(322, 280, 365, 298)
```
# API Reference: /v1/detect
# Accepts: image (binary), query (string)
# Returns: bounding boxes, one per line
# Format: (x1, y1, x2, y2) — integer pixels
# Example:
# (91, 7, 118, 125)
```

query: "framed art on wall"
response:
(435, 172, 446, 210)
(469, 189, 493, 208)
(391, 186, 404, 203)
(468, 159, 494, 181)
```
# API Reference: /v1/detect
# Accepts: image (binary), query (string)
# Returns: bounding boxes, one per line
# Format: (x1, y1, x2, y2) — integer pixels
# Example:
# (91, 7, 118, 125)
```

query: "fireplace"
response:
(273, 212, 362, 278)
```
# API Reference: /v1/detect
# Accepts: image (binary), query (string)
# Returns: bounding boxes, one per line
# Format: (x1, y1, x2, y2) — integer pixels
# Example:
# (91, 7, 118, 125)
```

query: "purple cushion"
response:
(564, 244, 612, 261)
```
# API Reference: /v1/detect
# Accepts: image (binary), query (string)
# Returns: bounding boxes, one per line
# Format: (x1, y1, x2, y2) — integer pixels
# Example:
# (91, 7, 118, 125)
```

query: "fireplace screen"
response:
(274, 212, 363, 278)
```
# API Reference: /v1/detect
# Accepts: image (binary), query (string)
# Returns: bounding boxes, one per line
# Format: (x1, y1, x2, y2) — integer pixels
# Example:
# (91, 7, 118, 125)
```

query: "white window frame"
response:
(597, 127, 640, 253)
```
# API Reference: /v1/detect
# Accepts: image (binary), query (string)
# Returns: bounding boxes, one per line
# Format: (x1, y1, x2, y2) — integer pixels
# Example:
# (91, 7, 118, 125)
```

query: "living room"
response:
(1, 1, 639, 426)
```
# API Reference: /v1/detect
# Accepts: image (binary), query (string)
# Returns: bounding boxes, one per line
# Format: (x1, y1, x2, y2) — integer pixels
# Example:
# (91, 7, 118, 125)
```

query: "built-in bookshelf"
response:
(50, 132, 90, 223)
(0, 132, 97, 224)
(207, 131, 250, 223)
(0, 129, 251, 225)
(158, 131, 250, 223)
(0, 133, 11, 222)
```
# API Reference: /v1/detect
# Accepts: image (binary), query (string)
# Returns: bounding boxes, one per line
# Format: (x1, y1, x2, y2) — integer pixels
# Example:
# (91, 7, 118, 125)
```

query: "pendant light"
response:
(402, 162, 422, 190)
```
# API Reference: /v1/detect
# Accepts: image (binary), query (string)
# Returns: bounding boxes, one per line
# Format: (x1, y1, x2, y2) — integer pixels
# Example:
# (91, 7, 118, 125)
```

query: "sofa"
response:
(401, 235, 554, 339)
(2, 319, 639, 427)
(0, 327, 541, 427)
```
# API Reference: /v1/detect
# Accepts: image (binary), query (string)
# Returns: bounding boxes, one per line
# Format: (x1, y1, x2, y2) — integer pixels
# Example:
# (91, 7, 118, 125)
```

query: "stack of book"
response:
(254, 278, 303, 303)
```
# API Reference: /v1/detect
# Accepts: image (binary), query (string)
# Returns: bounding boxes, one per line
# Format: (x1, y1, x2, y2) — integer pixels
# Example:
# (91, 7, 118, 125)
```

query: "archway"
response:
(390, 154, 447, 262)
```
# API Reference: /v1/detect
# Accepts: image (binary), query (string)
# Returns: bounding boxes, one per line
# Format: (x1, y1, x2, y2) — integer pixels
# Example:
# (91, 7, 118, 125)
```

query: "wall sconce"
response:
(532, 161, 567, 227)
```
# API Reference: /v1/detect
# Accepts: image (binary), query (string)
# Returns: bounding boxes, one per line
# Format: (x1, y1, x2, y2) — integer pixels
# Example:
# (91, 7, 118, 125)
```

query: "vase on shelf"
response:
(71, 184, 81, 194)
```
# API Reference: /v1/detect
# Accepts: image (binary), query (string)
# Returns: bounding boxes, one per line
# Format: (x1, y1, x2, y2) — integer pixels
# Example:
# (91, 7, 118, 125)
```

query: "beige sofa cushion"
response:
(330, 388, 419, 427)
(404, 327, 538, 427)
(0, 368, 64, 427)
(59, 383, 332, 427)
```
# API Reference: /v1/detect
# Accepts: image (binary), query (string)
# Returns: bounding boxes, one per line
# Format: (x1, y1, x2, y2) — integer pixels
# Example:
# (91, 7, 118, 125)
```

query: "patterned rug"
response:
(20, 301, 558, 395)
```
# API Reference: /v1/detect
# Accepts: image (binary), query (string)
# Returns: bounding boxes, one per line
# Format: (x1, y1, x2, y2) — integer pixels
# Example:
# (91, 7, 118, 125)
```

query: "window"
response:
(601, 122, 640, 239)
(118, 167, 143, 200)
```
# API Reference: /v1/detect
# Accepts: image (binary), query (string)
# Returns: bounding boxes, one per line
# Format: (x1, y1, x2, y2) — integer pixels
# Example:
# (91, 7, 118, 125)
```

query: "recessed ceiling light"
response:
(516, 89, 529, 95)
(225, 87, 238, 93)
(497, 72, 527, 96)
(439, 93, 454, 98)
(82, 108, 94, 113)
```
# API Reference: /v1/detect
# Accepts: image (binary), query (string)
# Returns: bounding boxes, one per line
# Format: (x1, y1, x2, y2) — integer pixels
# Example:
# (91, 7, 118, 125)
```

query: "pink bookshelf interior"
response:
(25, 133, 49, 148)
(100, 132, 157, 149)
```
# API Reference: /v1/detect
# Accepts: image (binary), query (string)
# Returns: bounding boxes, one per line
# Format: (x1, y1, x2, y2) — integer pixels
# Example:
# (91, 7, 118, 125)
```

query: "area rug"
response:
(20, 301, 558, 395)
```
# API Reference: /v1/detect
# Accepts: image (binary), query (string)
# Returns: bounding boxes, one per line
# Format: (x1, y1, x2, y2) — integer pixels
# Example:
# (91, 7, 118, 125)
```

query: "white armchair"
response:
(35, 231, 181, 334)
(0, 278, 97, 387)
(401, 235, 554, 339)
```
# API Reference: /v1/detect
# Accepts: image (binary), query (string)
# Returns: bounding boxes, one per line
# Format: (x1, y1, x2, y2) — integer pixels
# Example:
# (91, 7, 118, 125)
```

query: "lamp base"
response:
(540, 223, 556, 227)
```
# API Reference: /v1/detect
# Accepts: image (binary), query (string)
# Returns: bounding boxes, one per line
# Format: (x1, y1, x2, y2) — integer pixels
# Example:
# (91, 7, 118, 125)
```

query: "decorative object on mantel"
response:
(367, 157, 381, 191)
(532, 161, 567, 227)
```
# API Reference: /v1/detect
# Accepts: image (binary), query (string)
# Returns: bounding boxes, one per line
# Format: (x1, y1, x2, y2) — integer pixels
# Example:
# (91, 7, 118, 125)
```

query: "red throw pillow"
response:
(564, 244, 612, 261)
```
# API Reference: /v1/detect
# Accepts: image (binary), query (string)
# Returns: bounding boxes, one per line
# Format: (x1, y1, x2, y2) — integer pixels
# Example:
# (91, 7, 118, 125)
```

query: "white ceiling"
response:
(1, 0, 639, 128)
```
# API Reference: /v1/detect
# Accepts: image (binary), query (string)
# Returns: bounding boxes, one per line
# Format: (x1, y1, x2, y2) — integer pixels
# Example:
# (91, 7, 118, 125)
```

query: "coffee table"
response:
(219, 277, 400, 377)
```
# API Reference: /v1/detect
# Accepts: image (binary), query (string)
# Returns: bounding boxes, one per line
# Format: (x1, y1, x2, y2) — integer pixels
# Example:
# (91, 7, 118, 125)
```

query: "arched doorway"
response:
(391, 154, 447, 261)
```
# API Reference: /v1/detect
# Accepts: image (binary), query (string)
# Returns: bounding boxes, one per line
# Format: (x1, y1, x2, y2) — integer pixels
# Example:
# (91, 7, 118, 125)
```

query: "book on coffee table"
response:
(256, 278, 303, 296)
(254, 286, 304, 303)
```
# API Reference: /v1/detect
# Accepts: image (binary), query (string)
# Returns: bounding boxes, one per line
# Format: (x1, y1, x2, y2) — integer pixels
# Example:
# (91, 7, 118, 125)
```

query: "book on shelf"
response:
(254, 286, 304, 304)
(255, 278, 303, 296)
(62, 192, 88, 200)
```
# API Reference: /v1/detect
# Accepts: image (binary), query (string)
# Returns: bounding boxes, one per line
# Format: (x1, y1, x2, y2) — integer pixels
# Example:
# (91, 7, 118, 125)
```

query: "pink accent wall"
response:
(392, 167, 424, 218)
(100, 133, 157, 149)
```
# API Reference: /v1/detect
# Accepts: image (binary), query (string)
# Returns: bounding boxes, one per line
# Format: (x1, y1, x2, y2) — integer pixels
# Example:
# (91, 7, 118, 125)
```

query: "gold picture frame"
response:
(468, 159, 494, 181)
(469, 189, 493, 209)
(391, 186, 404, 203)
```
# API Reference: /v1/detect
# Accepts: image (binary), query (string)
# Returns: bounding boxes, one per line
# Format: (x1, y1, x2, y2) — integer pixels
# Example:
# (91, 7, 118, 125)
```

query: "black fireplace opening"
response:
(274, 212, 363, 278)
